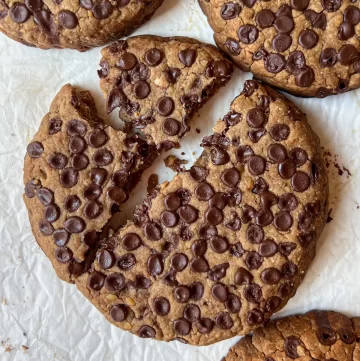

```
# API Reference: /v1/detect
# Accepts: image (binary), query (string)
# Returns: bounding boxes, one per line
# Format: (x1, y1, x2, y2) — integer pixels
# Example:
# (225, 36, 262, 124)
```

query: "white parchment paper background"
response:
(1, 0, 360, 360)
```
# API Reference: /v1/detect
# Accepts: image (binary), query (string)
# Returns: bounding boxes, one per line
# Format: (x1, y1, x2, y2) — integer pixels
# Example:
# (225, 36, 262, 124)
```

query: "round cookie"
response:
(199, 0, 360, 98)
(23, 84, 158, 283)
(223, 310, 360, 361)
(75, 80, 328, 345)
(0, 0, 164, 51)
(98, 35, 233, 149)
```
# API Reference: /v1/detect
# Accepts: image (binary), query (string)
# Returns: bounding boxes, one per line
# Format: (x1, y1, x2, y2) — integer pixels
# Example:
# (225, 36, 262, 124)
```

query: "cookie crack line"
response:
(0, 0, 165, 51)
(24, 75, 329, 345)
(199, 0, 360, 98)
(223, 310, 360, 361)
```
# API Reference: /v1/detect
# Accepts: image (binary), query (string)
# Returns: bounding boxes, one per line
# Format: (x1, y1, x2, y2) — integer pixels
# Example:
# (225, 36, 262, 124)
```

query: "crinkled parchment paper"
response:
(1, 0, 360, 360)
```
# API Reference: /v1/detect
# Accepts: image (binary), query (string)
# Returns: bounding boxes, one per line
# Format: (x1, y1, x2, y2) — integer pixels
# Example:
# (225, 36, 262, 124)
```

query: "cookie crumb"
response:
(1, 299, 7, 306)
(1, 339, 14, 353)
(21, 345, 29, 352)
(322, 149, 351, 178)
(196, 128, 201, 134)
(147, 174, 159, 193)
(164, 155, 188, 172)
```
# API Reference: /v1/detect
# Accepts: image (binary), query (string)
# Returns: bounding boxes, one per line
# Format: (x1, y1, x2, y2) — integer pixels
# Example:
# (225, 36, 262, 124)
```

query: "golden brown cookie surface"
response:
(98, 35, 233, 149)
(223, 310, 360, 361)
(199, 0, 360, 97)
(75, 80, 328, 345)
(0, 0, 164, 50)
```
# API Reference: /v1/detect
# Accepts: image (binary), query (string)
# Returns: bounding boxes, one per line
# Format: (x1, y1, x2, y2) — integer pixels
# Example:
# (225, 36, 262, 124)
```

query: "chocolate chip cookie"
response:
(199, 0, 360, 98)
(75, 80, 328, 345)
(98, 35, 233, 149)
(223, 310, 360, 361)
(0, 0, 164, 51)
(23, 84, 157, 283)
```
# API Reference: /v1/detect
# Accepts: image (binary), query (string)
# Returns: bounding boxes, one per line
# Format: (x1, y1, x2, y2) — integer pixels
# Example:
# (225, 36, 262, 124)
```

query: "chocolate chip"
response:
(72, 154, 89, 171)
(48, 153, 67, 169)
(322, 0, 342, 12)
(64, 195, 81, 212)
(279, 159, 296, 179)
(88, 129, 108, 148)
(244, 283, 262, 303)
(344, 5, 360, 25)
(190, 257, 209, 273)
(136, 275, 151, 289)
(265, 296, 281, 313)
(305, 9, 327, 29)
(272, 33, 292, 52)
(210, 146, 230, 165)
(147, 254, 163, 276)
(178, 49, 197, 67)
(286, 51, 306, 75)
(53, 229, 70, 247)
(274, 211, 293, 231)
(55, 247, 73, 263)
(211, 283, 228, 302)
(265, 53, 286, 73)
(267, 144, 287, 163)
(178, 205, 198, 224)
(64, 216, 85, 233)
(36, 188, 54, 206)
(215, 312, 233, 329)
(209, 236, 229, 253)
(67, 119, 87, 136)
(133, 81, 151, 100)
(44, 204, 60, 223)
(163, 67, 181, 84)
(39, 219, 54, 235)
(256, 9, 275, 28)
(279, 242, 297, 256)
(174, 286, 190, 303)
(189, 166, 208, 182)
(247, 224, 264, 244)
(199, 223, 217, 240)
(284, 336, 302, 358)
(247, 308, 264, 325)
(208, 262, 229, 282)
(281, 261, 298, 279)
(84, 183, 102, 200)
(291, 171, 310, 192)
(224, 38, 241, 55)
(98, 249, 115, 269)
(269, 124, 290, 141)
(256, 209, 273, 227)
(58, 10, 78, 29)
(117, 52, 137, 70)
(27, 141, 44, 158)
(291, 0, 309, 10)
(221, 2, 241, 20)
(164, 193, 181, 211)
(87, 271, 105, 291)
(153, 297, 171, 317)
(171, 253, 188, 272)
(238, 25, 258, 44)
(162, 118, 180, 136)
(122, 233, 142, 251)
(89, 168, 107, 186)
(118, 253, 136, 270)
(259, 239, 278, 257)
(144, 48, 163, 67)
(143, 222, 162, 241)
(274, 16, 294, 33)
(191, 239, 207, 256)
(109, 304, 127, 322)
(338, 44, 359, 65)
(195, 318, 214, 334)
(60, 168, 79, 188)
(183, 304, 200, 322)
(138, 325, 156, 338)
(174, 318, 191, 335)
(236, 145, 254, 163)
(157, 97, 174, 116)
(189, 282, 204, 301)
(242, 205, 256, 223)
(248, 155, 266, 175)
(289, 148, 308, 166)
(10, 3, 30, 23)
(93, 149, 113, 166)
(25, 179, 41, 198)
(105, 273, 125, 291)
(245, 251, 263, 270)
(205, 207, 223, 226)
(261, 268, 281, 285)
(234, 267, 253, 284)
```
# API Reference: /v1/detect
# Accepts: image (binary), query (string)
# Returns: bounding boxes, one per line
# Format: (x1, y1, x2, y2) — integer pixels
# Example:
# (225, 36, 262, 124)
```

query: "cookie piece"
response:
(98, 35, 233, 149)
(23, 84, 157, 283)
(0, 0, 164, 51)
(199, 0, 360, 98)
(223, 310, 360, 361)
(75, 80, 328, 345)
